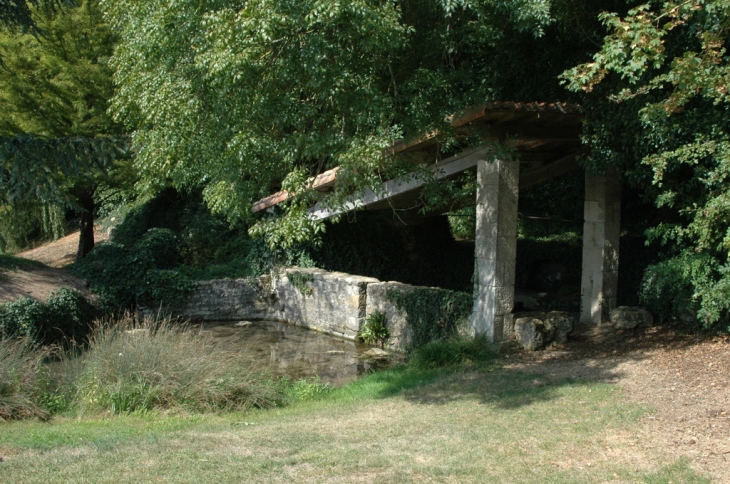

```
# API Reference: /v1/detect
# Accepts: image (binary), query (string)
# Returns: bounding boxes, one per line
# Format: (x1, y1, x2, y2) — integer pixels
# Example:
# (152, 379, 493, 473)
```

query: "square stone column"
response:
(470, 158, 519, 341)
(580, 170, 621, 324)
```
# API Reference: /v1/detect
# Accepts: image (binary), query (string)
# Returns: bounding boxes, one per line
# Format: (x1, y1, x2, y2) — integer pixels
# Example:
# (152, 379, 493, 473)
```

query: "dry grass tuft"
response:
(74, 314, 280, 414)
(0, 337, 50, 421)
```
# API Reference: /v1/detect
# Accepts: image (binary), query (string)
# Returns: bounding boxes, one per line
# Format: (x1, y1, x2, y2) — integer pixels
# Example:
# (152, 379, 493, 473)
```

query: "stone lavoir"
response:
(174, 267, 578, 352)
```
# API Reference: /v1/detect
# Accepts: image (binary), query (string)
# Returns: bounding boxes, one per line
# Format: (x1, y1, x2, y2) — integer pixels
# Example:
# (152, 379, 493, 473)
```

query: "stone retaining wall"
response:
(176, 268, 436, 351)
(269, 268, 379, 340)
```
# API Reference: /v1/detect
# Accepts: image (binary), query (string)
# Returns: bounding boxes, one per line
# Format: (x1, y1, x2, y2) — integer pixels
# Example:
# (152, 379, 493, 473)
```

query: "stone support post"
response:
(470, 158, 519, 341)
(580, 170, 621, 324)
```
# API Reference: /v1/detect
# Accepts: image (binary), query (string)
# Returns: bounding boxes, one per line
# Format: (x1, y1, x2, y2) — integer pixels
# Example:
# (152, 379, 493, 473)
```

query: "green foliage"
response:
(288, 272, 314, 296)
(0, 297, 50, 341)
(639, 251, 730, 330)
(0, 1, 71, 33)
(73, 239, 193, 310)
(357, 311, 390, 348)
(0, 287, 97, 345)
(408, 335, 498, 370)
(44, 286, 97, 343)
(386, 287, 472, 350)
(0, 337, 51, 421)
(563, 1, 730, 332)
(0, 0, 130, 258)
(100, 0, 604, 243)
(74, 315, 281, 414)
(0, 202, 65, 253)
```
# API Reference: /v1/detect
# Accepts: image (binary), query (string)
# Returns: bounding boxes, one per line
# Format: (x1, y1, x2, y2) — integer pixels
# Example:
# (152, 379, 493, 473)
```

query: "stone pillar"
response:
(580, 170, 621, 324)
(470, 158, 519, 341)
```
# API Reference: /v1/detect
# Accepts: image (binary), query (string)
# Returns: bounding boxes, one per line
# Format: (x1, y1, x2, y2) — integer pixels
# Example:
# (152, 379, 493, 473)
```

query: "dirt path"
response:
(504, 324, 730, 482)
(0, 228, 109, 303)
(17, 227, 109, 269)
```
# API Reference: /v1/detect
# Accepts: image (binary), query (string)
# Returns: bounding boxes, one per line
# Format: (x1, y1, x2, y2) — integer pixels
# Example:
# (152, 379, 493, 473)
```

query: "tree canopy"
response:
(100, 0, 618, 246)
(97, 0, 730, 328)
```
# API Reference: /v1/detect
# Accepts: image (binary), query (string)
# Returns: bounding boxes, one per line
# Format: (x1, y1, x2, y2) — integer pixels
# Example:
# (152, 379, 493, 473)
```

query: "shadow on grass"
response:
(340, 363, 603, 410)
(342, 324, 709, 410)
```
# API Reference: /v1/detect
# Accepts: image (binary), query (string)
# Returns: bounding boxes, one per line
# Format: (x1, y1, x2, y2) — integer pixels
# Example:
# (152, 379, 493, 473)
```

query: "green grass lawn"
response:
(0, 364, 709, 483)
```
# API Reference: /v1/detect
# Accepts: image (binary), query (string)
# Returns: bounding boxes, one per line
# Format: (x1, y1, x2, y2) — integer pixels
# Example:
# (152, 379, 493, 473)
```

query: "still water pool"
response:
(198, 320, 401, 387)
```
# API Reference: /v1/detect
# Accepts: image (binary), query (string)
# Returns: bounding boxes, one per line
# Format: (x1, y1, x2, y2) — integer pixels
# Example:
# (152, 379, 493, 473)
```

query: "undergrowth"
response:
(0, 287, 97, 345)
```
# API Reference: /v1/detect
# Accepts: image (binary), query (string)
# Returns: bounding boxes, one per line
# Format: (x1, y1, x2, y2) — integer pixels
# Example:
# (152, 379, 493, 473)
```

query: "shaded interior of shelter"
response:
(306, 176, 654, 313)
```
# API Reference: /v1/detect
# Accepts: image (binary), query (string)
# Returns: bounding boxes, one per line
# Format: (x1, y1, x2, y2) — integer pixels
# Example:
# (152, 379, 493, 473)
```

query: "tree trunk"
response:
(76, 192, 96, 260)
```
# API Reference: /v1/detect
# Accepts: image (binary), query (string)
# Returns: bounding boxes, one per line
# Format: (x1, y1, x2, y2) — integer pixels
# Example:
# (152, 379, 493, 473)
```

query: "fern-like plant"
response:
(358, 311, 390, 348)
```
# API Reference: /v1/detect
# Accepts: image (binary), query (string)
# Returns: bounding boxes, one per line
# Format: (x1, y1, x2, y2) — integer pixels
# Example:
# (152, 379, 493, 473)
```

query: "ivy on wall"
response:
(386, 287, 472, 349)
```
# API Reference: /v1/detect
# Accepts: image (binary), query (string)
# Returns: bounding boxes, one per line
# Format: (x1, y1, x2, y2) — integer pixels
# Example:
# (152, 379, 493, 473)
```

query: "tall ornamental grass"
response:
(75, 315, 281, 414)
(0, 337, 50, 421)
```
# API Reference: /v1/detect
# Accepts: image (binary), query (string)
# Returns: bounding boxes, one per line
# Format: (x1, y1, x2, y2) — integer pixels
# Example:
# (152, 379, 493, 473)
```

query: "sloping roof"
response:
(252, 101, 584, 214)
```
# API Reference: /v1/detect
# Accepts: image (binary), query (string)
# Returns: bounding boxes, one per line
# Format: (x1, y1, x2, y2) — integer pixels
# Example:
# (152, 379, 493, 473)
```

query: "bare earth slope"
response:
(0, 228, 108, 303)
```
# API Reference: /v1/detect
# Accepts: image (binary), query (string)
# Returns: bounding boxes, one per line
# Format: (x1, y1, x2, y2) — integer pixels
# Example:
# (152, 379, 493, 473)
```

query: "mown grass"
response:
(0, 347, 710, 483)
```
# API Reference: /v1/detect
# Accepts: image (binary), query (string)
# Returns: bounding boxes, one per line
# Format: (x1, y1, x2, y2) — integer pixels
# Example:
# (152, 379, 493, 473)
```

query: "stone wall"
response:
(176, 268, 473, 352)
(269, 268, 378, 340)
(176, 277, 274, 321)
(365, 282, 415, 351)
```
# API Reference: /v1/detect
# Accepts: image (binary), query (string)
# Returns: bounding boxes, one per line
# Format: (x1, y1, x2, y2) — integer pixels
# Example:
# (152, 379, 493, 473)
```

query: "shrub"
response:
(45, 287, 97, 344)
(136, 228, 182, 270)
(0, 297, 48, 340)
(640, 251, 730, 330)
(74, 315, 281, 414)
(0, 337, 50, 421)
(74, 237, 193, 311)
(0, 288, 97, 345)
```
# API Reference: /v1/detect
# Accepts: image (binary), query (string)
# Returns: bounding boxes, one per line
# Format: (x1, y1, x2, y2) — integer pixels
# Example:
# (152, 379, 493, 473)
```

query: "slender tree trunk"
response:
(76, 191, 96, 260)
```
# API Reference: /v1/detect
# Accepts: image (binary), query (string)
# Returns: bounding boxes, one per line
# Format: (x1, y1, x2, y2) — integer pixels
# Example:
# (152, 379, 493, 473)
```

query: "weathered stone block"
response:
(544, 311, 574, 343)
(514, 317, 545, 351)
(512, 311, 575, 349)
(272, 268, 378, 339)
(610, 306, 653, 329)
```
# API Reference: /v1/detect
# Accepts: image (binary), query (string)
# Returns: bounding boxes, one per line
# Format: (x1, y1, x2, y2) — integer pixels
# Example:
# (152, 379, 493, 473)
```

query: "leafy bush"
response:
(0, 297, 48, 340)
(408, 336, 498, 370)
(640, 251, 730, 330)
(136, 228, 182, 270)
(74, 238, 193, 310)
(0, 288, 97, 345)
(45, 287, 97, 343)
(74, 315, 281, 414)
(0, 337, 50, 421)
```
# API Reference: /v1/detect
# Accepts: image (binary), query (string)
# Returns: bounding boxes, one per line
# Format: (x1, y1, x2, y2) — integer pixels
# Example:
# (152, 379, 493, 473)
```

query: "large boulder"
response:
(514, 317, 546, 351)
(513, 311, 575, 350)
(610, 306, 653, 329)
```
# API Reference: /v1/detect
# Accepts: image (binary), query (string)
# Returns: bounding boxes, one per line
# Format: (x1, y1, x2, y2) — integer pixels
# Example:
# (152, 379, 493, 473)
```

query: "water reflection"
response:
(198, 320, 401, 387)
